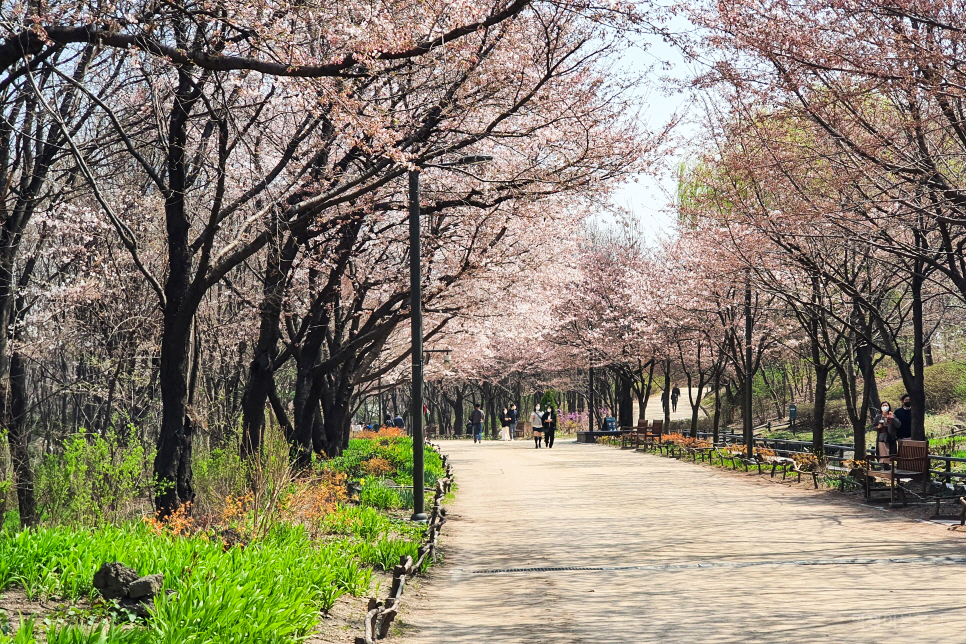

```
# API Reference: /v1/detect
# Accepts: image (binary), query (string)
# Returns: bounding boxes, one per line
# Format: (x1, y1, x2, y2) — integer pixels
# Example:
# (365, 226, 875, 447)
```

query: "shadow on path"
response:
(396, 440, 966, 644)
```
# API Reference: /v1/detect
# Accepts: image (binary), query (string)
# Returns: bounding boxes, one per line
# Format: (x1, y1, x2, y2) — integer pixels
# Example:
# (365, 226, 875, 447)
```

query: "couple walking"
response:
(499, 404, 519, 441)
(528, 403, 557, 448)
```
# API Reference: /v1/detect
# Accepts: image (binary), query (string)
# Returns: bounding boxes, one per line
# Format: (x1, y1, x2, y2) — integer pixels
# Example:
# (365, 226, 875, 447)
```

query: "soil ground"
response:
(395, 438, 966, 644)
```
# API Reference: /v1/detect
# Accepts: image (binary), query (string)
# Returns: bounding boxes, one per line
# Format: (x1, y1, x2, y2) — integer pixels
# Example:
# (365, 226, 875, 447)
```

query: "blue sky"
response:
(607, 19, 701, 240)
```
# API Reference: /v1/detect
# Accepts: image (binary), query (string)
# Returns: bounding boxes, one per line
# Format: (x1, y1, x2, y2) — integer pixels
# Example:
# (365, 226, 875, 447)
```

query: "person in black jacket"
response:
(893, 394, 913, 441)
(543, 406, 558, 448)
(500, 407, 512, 441)
(470, 403, 485, 443)
(508, 404, 519, 441)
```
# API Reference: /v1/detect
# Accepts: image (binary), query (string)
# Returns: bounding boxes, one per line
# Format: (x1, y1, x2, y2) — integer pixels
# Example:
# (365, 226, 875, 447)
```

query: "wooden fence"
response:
(355, 449, 454, 644)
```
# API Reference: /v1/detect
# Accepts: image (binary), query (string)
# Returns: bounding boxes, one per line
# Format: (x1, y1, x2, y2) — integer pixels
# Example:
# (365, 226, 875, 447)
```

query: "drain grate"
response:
(467, 555, 966, 575)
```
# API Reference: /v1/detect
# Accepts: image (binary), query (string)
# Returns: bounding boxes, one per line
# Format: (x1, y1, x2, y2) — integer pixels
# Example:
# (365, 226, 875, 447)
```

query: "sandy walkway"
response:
(396, 439, 966, 643)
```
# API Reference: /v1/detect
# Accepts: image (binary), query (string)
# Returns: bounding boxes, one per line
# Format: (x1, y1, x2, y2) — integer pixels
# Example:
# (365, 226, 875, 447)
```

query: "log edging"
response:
(354, 444, 454, 644)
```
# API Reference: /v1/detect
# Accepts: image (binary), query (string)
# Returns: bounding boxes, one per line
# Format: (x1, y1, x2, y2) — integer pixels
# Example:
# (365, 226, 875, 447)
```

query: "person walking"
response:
(894, 394, 913, 441)
(508, 404, 519, 441)
(499, 407, 512, 441)
(661, 389, 669, 416)
(393, 413, 406, 430)
(671, 386, 681, 413)
(529, 404, 544, 448)
(543, 406, 558, 448)
(873, 400, 902, 457)
(470, 403, 485, 444)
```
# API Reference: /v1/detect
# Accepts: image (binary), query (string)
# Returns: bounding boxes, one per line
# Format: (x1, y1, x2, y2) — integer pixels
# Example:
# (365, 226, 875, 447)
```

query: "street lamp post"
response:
(408, 155, 491, 522)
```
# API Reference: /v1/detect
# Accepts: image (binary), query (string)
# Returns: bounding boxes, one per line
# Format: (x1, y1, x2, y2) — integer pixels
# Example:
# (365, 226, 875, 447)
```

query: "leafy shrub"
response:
(879, 361, 966, 412)
(35, 430, 151, 526)
(0, 522, 375, 641)
(790, 399, 849, 429)
(361, 457, 392, 477)
(191, 446, 249, 518)
(359, 480, 400, 510)
(353, 537, 420, 572)
(539, 390, 560, 410)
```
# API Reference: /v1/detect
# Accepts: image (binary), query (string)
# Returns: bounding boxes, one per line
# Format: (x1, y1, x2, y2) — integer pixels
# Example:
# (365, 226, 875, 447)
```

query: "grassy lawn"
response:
(0, 432, 444, 643)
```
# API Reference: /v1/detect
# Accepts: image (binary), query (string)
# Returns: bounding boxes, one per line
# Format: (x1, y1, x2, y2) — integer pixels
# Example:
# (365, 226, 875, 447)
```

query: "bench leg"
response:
(811, 472, 818, 489)
(771, 462, 778, 478)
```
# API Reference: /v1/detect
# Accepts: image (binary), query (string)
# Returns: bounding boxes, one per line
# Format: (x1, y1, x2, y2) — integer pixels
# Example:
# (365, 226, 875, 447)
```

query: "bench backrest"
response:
(637, 419, 647, 430)
(897, 440, 929, 474)
(516, 421, 527, 431)
(651, 419, 663, 433)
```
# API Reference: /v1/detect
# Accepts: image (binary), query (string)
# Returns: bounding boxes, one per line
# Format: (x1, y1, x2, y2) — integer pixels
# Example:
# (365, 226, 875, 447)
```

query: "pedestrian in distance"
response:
(500, 407, 512, 441)
(470, 403, 485, 443)
(661, 389, 669, 415)
(508, 403, 519, 441)
(530, 404, 544, 448)
(544, 406, 558, 448)
(873, 401, 901, 458)
(393, 413, 405, 430)
(671, 386, 680, 413)
(894, 394, 913, 441)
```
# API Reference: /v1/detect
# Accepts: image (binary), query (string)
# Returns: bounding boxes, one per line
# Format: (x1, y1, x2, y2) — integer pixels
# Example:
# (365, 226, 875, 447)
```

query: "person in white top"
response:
(529, 404, 544, 449)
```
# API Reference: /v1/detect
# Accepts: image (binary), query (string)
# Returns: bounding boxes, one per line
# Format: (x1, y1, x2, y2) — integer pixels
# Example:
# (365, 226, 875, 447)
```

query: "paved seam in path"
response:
(396, 439, 966, 644)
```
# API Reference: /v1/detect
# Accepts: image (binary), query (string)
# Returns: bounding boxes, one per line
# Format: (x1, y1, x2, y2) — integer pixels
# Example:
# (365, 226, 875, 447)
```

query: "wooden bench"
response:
(514, 421, 526, 440)
(713, 446, 740, 469)
(620, 419, 648, 449)
(865, 440, 929, 506)
(783, 457, 819, 488)
(642, 419, 664, 445)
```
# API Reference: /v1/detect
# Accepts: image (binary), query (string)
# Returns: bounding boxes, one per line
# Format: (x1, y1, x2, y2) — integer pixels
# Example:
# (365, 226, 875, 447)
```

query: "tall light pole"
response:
(744, 269, 754, 459)
(408, 154, 492, 521)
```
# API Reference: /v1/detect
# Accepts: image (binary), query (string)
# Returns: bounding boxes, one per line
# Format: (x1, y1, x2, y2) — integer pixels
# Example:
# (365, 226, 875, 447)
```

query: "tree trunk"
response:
(617, 372, 633, 428)
(454, 387, 465, 436)
(240, 233, 298, 457)
(662, 359, 671, 430)
(7, 351, 35, 526)
(153, 316, 195, 517)
(812, 363, 829, 458)
(711, 369, 722, 444)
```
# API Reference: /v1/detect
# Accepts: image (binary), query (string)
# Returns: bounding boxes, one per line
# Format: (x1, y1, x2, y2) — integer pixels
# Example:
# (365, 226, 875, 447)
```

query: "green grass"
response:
(0, 521, 377, 642)
(327, 437, 445, 487)
(0, 434, 447, 643)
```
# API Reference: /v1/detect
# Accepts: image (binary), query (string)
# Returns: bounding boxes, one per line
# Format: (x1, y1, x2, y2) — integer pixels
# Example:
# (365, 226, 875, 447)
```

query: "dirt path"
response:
(396, 439, 966, 643)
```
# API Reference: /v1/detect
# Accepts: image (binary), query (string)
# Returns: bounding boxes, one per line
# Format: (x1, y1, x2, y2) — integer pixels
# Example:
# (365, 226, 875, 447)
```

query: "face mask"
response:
(881, 406, 889, 412)
(903, 401, 911, 408)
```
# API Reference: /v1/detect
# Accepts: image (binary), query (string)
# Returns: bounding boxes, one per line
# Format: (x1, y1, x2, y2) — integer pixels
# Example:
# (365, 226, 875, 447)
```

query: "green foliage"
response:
(353, 537, 421, 572)
(0, 521, 377, 642)
(879, 361, 966, 412)
(191, 447, 249, 517)
(788, 399, 850, 429)
(358, 480, 400, 510)
(326, 436, 444, 488)
(35, 430, 151, 526)
(0, 435, 447, 644)
(0, 617, 35, 643)
(320, 504, 424, 542)
(539, 390, 559, 410)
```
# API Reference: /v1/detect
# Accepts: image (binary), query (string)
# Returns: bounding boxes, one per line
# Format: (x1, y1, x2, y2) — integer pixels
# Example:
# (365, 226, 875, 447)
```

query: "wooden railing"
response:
(355, 449, 454, 644)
